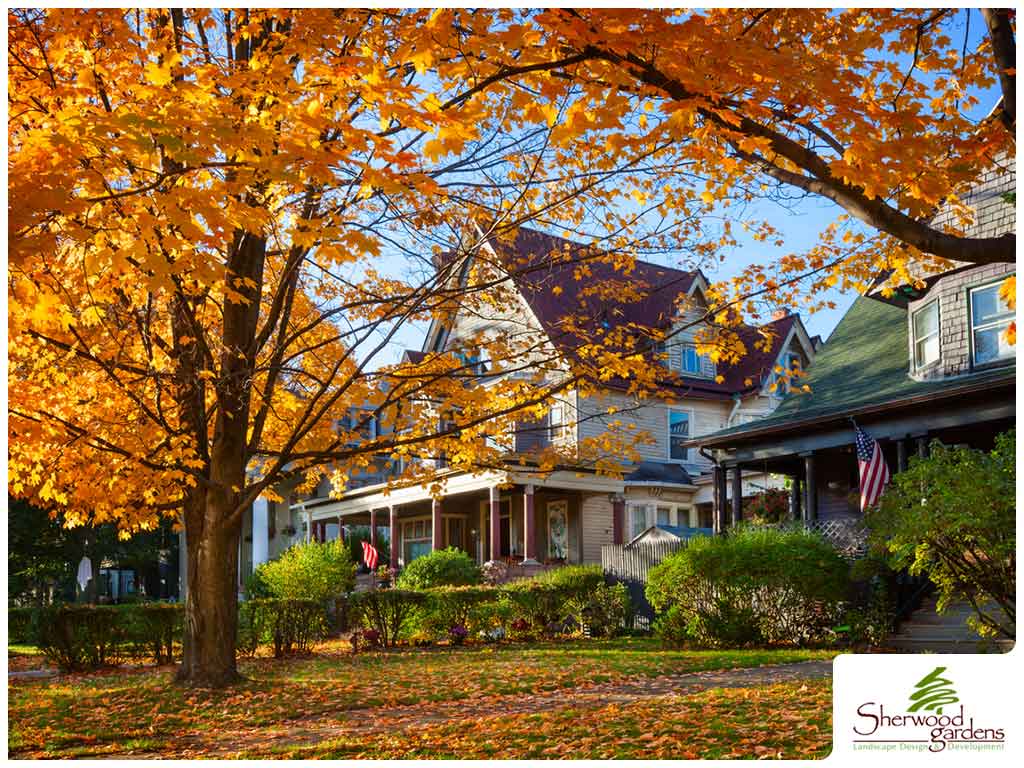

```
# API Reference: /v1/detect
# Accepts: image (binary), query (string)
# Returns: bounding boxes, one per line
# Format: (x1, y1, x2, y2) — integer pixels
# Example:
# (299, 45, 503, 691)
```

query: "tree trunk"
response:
(176, 497, 242, 687)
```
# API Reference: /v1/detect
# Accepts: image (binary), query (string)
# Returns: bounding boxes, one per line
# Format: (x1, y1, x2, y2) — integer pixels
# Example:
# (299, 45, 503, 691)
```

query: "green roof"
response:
(700, 295, 1015, 444)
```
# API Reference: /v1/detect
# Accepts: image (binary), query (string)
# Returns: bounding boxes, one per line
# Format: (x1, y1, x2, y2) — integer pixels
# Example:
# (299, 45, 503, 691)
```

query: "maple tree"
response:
(7, 8, 687, 686)
(8, 8, 1015, 687)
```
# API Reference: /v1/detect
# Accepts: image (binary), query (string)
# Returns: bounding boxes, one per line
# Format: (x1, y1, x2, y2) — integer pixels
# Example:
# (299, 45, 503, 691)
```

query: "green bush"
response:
(646, 527, 849, 647)
(9, 607, 35, 644)
(530, 564, 605, 592)
(868, 431, 1015, 640)
(350, 590, 428, 647)
(416, 586, 501, 639)
(254, 539, 356, 603)
(565, 582, 630, 638)
(395, 547, 481, 590)
(28, 603, 185, 671)
(238, 599, 326, 657)
(123, 603, 182, 664)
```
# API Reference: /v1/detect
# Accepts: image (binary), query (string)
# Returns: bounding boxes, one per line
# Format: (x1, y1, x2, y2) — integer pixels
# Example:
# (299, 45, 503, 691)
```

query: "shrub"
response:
(28, 603, 185, 671)
(238, 599, 326, 657)
(868, 431, 1016, 640)
(646, 527, 849, 647)
(350, 590, 427, 647)
(395, 548, 481, 590)
(530, 564, 605, 592)
(123, 603, 182, 664)
(8, 607, 35, 644)
(417, 585, 501, 639)
(254, 539, 356, 603)
(32, 604, 127, 670)
(565, 582, 630, 638)
(502, 565, 609, 634)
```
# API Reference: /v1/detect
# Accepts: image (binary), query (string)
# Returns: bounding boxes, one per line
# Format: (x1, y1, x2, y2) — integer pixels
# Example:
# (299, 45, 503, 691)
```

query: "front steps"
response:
(886, 595, 1014, 653)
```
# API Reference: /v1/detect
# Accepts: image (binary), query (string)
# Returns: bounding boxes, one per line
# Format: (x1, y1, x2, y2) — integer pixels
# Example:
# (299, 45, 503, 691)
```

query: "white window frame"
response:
(628, 501, 698, 539)
(548, 400, 572, 442)
(679, 343, 714, 378)
(969, 279, 1015, 368)
(627, 502, 652, 540)
(667, 408, 693, 463)
(911, 299, 941, 370)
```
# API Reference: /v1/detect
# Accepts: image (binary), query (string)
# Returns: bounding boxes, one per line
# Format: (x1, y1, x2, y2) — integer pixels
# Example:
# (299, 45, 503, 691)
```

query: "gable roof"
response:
(694, 294, 1015, 447)
(472, 227, 808, 399)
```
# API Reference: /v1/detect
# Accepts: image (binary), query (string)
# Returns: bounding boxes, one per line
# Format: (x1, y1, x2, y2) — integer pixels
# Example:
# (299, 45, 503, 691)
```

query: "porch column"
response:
(789, 476, 802, 522)
(305, 509, 313, 543)
(802, 452, 818, 522)
(389, 506, 399, 571)
(369, 508, 378, 549)
(252, 498, 269, 568)
(712, 465, 727, 534)
(612, 493, 625, 545)
(488, 486, 501, 563)
(916, 434, 929, 459)
(431, 498, 443, 551)
(522, 485, 540, 564)
(730, 465, 743, 526)
(337, 515, 344, 541)
(896, 439, 908, 473)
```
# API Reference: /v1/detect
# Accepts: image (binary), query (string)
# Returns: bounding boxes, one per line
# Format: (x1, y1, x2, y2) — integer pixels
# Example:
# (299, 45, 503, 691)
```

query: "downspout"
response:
(726, 393, 743, 428)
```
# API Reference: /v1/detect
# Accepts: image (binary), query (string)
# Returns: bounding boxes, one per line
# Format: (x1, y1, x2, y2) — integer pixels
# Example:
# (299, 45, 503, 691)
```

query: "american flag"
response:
(855, 425, 890, 511)
(361, 540, 380, 571)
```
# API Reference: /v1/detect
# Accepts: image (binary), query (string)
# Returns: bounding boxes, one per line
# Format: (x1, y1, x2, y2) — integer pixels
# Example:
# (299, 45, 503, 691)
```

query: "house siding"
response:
(579, 492, 614, 564)
(576, 389, 732, 477)
(908, 262, 1016, 379)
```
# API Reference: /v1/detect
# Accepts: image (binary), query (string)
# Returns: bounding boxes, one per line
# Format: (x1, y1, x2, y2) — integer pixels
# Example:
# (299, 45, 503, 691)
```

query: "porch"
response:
(705, 400, 1014, 532)
(288, 469, 624, 571)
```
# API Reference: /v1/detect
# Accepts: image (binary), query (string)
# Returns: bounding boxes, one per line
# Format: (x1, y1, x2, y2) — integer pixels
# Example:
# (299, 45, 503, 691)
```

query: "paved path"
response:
(125, 659, 832, 758)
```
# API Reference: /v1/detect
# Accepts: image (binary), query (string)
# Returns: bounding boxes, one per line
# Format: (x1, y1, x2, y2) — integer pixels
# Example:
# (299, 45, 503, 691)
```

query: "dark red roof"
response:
(439, 227, 804, 399)
(402, 349, 426, 364)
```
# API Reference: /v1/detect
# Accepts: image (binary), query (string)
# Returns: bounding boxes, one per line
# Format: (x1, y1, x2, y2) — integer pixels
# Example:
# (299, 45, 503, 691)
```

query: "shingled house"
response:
(693, 155, 1015, 534)
(241, 227, 817, 574)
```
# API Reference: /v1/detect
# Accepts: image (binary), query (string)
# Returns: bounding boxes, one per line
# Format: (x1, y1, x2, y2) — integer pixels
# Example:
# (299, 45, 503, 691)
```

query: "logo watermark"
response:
(834, 656, 1011, 758)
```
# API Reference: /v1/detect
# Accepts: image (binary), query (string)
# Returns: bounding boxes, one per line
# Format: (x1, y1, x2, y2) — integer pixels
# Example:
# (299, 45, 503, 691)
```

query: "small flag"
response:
(855, 425, 890, 511)
(361, 540, 379, 571)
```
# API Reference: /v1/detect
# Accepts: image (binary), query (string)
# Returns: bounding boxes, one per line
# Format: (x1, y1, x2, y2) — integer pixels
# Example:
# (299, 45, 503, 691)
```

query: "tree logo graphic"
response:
(908, 666, 959, 713)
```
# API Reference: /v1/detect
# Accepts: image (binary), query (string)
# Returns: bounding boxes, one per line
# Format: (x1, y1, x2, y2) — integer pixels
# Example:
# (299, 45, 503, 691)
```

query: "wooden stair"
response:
(886, 595, 1014, 653)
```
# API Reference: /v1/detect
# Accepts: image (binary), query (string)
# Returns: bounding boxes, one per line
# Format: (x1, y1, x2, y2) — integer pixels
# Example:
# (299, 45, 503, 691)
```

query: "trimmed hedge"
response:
(403, 565, 627, 643)
(23, 603, 184, 671)
(647, 527, 849, 647)
(394, 548, 481, 590)
(237, 598, 326, 658)
(350, 589, 428, 647)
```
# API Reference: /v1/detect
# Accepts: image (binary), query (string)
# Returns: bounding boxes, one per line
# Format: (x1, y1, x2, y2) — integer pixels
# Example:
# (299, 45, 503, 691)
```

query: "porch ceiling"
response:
(301, 467, 625, 521)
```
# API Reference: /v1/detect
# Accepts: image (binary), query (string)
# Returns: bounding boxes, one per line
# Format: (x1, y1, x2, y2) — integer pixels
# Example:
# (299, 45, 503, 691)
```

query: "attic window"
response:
(680, 344, 714, 378)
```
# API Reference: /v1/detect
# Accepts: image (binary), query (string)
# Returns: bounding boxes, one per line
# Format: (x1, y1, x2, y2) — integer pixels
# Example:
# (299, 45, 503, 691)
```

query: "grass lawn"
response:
(8, 637, 836, 759)
(265, 679, 834, 760)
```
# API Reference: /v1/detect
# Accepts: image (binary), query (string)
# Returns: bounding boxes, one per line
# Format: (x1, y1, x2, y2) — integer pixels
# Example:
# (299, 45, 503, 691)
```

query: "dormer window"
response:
(912, 300, 940, 369)
(970, 280, 1015, 367)
(680, 344, 714, 378)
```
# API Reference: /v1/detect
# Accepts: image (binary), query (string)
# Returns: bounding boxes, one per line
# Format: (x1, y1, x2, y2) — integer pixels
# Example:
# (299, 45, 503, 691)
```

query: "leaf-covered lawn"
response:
(262, 680, 834, 760)
(8, 637, 835, 759)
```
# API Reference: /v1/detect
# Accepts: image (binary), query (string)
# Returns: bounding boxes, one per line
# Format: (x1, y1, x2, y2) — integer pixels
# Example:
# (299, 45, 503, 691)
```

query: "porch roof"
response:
(299, 466, 625, 519)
